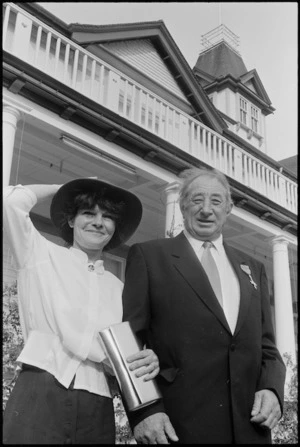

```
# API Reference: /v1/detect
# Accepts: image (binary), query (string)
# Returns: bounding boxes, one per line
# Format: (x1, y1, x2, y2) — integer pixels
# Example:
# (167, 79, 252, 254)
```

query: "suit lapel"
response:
(224, 243, 253, 336)
(171, 233, 231, 333)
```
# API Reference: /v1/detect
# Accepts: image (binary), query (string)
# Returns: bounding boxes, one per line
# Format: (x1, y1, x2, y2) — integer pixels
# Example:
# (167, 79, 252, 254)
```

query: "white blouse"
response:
(3, 185, 123, 397)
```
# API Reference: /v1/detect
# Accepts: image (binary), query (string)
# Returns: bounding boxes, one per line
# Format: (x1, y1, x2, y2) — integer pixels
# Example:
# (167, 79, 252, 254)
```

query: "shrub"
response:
(3, 282, 24, 410)
(107, 374, 135, 444)
(272, 353, 298, 444)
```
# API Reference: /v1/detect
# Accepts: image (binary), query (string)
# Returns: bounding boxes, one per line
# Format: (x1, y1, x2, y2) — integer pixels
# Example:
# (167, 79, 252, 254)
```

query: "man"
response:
(122, 167, 286, 444)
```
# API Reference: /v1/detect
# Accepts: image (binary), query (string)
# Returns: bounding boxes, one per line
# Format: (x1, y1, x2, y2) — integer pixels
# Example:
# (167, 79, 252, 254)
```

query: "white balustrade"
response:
(2, 3, 297, 215)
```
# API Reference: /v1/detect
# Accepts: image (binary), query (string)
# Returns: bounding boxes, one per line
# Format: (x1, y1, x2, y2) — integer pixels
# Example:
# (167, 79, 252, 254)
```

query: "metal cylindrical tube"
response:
(99, 321, 162, 411)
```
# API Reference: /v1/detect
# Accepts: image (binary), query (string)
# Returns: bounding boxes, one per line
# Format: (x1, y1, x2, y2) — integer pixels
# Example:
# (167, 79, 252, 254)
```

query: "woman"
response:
(3, 178, 159, 444)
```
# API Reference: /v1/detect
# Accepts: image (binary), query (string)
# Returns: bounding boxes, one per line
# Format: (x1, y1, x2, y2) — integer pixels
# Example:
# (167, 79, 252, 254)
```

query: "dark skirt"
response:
(3, 365, 115, 444)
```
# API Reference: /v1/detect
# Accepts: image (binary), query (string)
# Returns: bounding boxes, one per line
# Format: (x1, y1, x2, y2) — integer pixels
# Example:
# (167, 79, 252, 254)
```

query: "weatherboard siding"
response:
(102, 39, 188, 102)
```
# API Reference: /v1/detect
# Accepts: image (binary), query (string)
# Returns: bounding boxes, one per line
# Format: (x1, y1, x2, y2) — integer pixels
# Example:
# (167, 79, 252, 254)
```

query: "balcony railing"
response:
(3, 2, 298, 215)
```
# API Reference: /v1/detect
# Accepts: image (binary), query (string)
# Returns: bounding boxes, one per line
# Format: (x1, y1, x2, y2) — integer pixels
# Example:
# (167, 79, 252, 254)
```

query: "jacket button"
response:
(230, 344, 236, 351)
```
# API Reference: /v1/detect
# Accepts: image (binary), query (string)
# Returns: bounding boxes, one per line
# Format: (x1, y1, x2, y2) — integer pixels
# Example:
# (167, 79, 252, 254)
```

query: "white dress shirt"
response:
(3, 185, 123, 397)
(183, 230, 240, 334)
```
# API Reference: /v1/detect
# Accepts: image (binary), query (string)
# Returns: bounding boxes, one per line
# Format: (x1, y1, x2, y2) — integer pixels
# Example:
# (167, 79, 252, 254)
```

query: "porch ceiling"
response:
(9, 114, 297, 271)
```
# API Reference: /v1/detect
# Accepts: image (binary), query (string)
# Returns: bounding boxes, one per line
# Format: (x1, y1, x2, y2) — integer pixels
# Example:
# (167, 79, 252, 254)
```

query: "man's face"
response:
(182, 175, 232, 241)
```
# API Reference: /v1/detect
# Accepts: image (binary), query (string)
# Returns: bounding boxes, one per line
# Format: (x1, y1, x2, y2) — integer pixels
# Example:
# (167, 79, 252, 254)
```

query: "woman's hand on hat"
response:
(25, 184, 63, 203)
(126, 349, 160, 381)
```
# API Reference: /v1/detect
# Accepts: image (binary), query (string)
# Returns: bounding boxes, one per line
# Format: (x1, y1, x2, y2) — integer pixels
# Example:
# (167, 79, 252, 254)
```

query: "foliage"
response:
(3, 282, 24, 410)
(2, 282, 136, 443)
(107, 374, 136, 444)
(272, 353, 298, 444)
(114, 393, 136, 444)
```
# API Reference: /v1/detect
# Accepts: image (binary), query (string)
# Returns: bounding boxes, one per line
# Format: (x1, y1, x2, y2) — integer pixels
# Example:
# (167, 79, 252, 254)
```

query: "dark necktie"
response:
(201, 241, 223, 307)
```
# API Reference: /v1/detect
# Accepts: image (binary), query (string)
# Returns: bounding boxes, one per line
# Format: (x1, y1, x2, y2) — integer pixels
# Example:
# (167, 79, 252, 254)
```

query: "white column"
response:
(3, 105, 21, 188)
(163, 182, 183, 238)
(271, 236, 296, 359)
(270, 236, 296, 400)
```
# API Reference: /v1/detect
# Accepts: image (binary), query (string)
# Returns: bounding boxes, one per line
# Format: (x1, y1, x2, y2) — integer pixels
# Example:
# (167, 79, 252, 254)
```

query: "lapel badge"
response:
(240, 264, 257, 289)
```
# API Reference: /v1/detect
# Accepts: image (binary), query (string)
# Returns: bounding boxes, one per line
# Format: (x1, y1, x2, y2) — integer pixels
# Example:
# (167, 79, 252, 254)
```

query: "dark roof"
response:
(193, 41, 274, 115)
(69, 20, 165, 33)
(194, 41, 248, 79)
(279, 155, 298, 178)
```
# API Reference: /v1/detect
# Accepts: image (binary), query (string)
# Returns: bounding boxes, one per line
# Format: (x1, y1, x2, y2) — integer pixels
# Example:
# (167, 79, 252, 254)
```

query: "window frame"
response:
(238, 95, 261, 137)
(239, 97, 248, 126)
(251, 105, 259, 133)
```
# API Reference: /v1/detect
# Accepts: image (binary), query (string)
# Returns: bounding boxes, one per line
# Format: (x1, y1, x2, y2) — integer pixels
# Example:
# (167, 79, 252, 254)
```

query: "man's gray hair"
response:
(179, 167, 233, 211)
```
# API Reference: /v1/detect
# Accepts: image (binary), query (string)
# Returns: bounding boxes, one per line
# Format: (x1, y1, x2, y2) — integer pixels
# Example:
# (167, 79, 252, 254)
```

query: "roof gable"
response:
(243, 79, 257, 94)
(239, 69, 272, 105)
(101, 38, 188, 103)
(70, 21, 227, 133)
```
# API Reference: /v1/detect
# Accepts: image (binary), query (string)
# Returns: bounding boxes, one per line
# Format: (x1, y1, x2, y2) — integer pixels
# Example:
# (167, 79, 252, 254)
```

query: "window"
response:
(103, 253, 126, 282)
(251, 106, 259, 133)
(239, 98, 248, 125)
(239, 98, 260, 135)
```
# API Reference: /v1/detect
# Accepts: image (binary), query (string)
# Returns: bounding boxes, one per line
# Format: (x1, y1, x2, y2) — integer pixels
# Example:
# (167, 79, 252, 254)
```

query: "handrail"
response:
(2, 2, 297, 215)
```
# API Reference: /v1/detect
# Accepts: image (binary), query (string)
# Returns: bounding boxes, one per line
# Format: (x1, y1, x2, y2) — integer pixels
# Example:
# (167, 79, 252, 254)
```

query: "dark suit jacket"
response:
(122, 232, 286, 444)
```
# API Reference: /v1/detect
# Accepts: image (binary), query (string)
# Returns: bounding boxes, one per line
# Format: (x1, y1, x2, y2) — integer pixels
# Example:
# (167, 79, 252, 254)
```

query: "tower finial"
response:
(218, 3, 222, 26)
(201, 24, 240, 55)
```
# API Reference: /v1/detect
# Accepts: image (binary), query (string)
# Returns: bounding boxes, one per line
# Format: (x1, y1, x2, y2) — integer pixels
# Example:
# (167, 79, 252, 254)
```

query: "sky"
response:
(37, 2, 298, 162)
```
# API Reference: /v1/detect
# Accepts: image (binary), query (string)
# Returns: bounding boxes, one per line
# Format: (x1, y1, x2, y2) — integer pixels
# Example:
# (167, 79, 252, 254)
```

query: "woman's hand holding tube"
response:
(126, 349, 159, 381)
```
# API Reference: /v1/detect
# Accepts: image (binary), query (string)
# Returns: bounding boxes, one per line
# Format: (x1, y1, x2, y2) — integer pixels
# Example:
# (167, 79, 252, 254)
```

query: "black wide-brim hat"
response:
(50, 178, 143, 249)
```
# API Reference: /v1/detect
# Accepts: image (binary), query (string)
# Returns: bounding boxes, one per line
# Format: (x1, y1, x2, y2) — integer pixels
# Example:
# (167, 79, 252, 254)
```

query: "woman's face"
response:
(68, 205, 116, 252)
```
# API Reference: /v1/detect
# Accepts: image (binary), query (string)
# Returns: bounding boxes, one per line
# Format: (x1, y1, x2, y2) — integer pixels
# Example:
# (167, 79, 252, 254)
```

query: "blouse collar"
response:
(69, 247, 105, 275)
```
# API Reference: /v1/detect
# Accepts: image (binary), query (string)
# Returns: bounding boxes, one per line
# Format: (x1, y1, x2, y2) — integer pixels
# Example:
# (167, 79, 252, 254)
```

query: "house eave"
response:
(3, 52, 297, 235)
(203, 76, 275, 115)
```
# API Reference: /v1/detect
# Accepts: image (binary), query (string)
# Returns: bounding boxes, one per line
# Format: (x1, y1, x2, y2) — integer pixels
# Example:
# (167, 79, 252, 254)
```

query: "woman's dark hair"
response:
(59, 189, 126, 250)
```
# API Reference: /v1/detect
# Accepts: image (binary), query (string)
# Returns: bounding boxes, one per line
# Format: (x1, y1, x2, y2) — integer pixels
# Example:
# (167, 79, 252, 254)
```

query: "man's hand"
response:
(250, 389, 282, 430)
(134, 412, 179, 444)
(127, 349, 159, 381)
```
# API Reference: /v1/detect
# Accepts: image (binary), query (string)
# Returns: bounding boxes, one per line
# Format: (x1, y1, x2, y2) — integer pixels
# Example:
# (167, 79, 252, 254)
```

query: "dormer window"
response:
(239, 98, 247, 125)
(238, 96, 260, 136)
(251, 105, 259, 133)
(236, 96, 263, 146)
